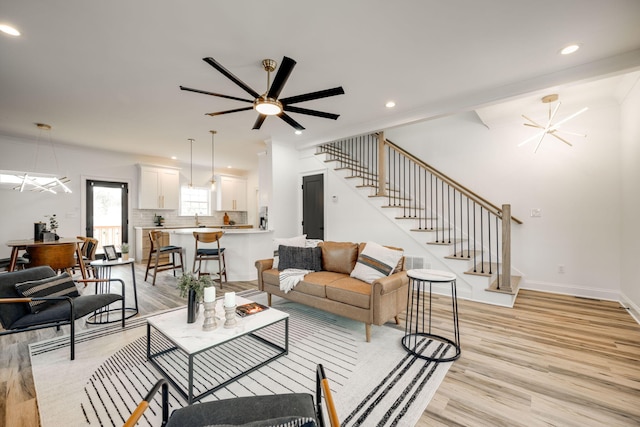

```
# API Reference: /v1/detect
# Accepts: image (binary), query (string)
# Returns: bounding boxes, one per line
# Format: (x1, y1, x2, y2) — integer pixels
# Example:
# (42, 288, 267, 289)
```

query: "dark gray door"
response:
(86, 180, 129, 252)
(302, 174, 324, 240)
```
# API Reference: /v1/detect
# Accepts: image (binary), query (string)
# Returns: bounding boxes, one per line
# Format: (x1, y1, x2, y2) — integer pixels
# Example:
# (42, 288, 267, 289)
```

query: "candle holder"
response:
(224, 305, 237, 329)
(202, 301, 217, 331)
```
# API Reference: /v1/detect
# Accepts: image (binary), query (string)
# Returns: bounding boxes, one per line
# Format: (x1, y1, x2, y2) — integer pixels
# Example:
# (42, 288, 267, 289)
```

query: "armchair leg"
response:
(365, 323, 371, 343)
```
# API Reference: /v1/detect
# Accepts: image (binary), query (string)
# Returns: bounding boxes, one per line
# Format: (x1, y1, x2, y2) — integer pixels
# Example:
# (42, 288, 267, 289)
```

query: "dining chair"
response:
(145, 230, 184, 285)
(73, 236, 98, 278)
(192, 231, 227, 285)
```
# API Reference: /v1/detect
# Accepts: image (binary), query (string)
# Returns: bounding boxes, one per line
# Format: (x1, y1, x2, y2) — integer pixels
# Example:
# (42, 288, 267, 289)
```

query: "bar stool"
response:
(192, 231, 227, 285)
(145, 230, 185, 286)
(402, 269, 461, 362)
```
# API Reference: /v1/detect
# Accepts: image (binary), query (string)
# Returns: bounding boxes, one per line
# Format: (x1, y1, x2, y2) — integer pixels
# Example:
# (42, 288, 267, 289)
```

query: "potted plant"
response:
(120, 242, 130, 260)
(177, 272, 214, 323)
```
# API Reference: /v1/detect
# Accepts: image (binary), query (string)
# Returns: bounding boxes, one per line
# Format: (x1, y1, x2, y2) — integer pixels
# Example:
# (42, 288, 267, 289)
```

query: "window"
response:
(180, 186, 210, 216)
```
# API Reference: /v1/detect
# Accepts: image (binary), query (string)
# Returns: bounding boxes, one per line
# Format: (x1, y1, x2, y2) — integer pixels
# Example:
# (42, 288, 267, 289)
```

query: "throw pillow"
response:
(272, 234, 307, 269)
(277, 245, 322, 272)
(318, 241, 359, 274)
(14, 272, 79, 314)
(350, 241, 404, 284)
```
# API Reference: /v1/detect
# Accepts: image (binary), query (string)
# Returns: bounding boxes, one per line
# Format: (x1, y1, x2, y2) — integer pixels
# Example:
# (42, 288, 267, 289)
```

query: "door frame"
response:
(81, 174, 133, 251)
(299, 169, 327, 238)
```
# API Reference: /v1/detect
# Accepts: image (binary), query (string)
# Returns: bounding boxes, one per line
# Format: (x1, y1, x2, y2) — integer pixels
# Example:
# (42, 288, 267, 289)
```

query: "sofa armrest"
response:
(255, 259, 274, 290)
(371, 270, 408, 295)
(370, 271, 409, 326)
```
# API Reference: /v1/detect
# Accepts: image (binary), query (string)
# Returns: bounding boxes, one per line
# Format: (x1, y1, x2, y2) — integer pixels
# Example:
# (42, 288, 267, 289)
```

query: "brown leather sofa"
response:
(255, 241, 409, 342)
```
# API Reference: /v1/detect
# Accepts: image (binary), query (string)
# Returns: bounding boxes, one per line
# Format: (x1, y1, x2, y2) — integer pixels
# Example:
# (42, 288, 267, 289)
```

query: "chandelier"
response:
(519, 94, 588, 153)
(0, 123, 72, 193)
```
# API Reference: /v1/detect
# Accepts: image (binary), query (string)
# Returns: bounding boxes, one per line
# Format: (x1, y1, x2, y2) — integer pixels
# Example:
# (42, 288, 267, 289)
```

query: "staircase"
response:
(315, 132, 523, 307)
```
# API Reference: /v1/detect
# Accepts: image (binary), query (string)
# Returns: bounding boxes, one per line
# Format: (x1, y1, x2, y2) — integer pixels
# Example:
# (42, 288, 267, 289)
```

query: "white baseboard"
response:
(521, 280, 620, 302)
(620, 292, 640, 326)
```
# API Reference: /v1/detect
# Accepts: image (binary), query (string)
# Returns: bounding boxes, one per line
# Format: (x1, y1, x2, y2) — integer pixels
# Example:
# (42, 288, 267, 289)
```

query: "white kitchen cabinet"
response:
(217, 175, 247, 211)
(138, 165, 180, 210)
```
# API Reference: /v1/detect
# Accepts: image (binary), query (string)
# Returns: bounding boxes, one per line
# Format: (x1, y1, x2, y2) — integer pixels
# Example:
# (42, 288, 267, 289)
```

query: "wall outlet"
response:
(558, 264, 565, 274)
(530, 208, 542, 217)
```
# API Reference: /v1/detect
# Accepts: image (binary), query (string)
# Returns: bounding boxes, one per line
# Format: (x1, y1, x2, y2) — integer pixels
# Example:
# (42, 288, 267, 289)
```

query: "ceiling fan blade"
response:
(267, 56, 296, 100)
(284, 105, 340, 120)
(203, 57, 260, 99)
(278, 112, 305, 131)
(252, 114, 267, 130)
(180, 86, 253, 103)
(206, 106, 253, 117)
(280, 86, 345, 105)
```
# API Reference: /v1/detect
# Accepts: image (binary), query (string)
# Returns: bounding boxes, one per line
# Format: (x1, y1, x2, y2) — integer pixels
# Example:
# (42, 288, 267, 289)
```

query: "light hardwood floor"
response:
(1, 265, 639, 426)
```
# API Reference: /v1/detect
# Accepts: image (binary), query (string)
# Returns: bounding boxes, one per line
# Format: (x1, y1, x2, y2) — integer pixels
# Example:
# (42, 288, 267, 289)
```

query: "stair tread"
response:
(445, 250, 482, 260)
(409, 227, 449, 232)
(428, 238, 465, 245)
(465, 261, 500, 277)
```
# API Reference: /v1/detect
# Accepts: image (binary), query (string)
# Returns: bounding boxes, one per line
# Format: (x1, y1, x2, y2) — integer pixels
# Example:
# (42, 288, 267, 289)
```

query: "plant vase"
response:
(187, 288, 199, 323)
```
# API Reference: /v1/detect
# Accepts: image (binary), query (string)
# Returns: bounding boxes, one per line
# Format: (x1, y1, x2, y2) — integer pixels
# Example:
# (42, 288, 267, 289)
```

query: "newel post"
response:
(500, 204, 512, 292)
(377, 132, 387, 196)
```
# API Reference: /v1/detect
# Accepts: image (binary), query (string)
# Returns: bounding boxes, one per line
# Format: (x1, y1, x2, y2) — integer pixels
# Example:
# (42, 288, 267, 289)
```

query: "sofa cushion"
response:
(15, 272, 80, 314)
(277, 246, 322, 272)
(350, 242, 404, 284)
(272, 235, 307, 269)
(318, 241, 358, 274)
(325, 276, 372, 309)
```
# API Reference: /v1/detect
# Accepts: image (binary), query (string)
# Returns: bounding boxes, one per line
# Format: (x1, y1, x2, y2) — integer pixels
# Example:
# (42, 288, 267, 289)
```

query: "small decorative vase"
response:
(187, 289, 199, 323)
(122, 253, 129, 260)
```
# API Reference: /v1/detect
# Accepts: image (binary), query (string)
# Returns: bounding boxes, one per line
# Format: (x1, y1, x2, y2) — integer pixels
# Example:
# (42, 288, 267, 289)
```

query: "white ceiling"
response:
(1, 0, 639, 173)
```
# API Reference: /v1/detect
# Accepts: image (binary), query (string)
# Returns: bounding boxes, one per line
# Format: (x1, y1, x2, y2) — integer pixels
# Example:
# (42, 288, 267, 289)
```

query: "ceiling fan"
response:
(180, 56, 345, 131)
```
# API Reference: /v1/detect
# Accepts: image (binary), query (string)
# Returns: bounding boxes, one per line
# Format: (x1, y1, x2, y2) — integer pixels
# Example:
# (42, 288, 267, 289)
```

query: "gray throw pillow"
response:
(14, 272, 79, 314)
(277, 245, 322, 272)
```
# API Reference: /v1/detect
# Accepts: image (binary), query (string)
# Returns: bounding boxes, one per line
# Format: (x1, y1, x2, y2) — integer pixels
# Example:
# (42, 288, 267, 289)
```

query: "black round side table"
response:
(402, 269, 461, 362)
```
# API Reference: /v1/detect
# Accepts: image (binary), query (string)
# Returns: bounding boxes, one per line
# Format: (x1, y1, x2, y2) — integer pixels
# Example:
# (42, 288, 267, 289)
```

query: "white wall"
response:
(620, 75, 640, 321)
(268, 139, 300, 239)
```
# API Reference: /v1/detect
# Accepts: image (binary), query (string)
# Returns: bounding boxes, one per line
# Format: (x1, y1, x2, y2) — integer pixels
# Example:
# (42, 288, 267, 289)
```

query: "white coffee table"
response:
(147, 296, 289, 403)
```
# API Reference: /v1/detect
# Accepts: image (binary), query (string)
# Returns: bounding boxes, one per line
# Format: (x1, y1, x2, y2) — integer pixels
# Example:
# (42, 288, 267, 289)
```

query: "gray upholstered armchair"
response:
(124, 364, 339, 427)
(0, 266, 125, 360)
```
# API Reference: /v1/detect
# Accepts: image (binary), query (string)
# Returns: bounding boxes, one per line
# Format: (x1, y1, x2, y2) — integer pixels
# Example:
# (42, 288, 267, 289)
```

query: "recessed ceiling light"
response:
(385, 101, 396, 108)
(227, 165, 232, 169)
(295, 130, 302, 135)
(0, 24, 20, 36)
(171, 156, 177, 160)
(560, 44, 580, 55)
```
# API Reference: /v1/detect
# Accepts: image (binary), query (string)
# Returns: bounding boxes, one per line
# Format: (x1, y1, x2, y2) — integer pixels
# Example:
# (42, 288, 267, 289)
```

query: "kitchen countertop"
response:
(134, 225, 254, 230)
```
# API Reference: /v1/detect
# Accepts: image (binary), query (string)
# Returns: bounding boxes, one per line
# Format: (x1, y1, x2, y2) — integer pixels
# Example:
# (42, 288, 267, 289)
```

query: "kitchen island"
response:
(167, 228, 273, 281)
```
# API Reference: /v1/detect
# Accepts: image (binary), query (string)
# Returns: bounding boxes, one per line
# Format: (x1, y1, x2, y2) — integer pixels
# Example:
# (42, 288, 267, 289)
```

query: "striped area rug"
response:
(30, 290, 453, 427)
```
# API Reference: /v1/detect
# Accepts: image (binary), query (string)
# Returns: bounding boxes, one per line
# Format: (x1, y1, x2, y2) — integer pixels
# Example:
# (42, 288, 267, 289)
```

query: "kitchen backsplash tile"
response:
(133, 210, 247, 228)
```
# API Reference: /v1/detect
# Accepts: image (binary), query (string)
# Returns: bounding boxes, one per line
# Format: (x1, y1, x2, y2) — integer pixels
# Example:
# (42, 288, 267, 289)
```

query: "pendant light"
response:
(210, 130, 217, 190)
(188, 138, 195, 188)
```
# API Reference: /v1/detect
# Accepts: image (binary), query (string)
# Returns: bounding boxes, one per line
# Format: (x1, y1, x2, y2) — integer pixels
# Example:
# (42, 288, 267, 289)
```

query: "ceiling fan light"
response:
(254, 97, 283, 115)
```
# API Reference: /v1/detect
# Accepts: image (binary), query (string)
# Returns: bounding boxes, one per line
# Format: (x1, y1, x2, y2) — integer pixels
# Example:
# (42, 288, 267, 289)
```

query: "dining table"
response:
(5, 237, 88, 279)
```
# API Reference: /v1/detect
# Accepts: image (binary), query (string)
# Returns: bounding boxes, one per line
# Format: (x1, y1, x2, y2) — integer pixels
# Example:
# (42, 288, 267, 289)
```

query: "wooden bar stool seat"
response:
(192, 231, 227, 285)
(145, 231, 184, 285)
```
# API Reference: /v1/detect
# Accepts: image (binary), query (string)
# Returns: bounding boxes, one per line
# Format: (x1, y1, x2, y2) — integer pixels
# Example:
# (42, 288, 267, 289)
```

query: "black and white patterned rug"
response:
(30, 291, 453, 427)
